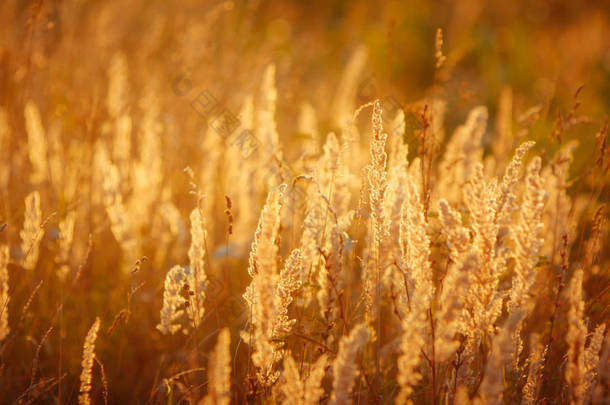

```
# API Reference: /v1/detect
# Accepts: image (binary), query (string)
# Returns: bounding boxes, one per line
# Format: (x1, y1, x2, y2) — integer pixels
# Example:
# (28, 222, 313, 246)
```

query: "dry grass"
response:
(0, 1, 609, 404)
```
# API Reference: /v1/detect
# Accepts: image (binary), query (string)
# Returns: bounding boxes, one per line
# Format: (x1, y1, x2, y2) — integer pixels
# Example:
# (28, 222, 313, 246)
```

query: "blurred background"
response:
(2, 0, 609, 140)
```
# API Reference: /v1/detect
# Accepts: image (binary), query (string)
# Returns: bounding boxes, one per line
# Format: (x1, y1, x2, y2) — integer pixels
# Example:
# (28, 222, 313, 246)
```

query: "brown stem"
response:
(291, 332, 335, 354)
(392, 260, 411, 312)
(538, 233, 568, 402)
(451, 340, 465, 405)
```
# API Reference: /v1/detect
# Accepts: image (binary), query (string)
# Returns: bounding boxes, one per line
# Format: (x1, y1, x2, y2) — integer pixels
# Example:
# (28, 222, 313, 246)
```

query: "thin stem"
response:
(429, 307, 437, 405)
(291, 332, 335, 354)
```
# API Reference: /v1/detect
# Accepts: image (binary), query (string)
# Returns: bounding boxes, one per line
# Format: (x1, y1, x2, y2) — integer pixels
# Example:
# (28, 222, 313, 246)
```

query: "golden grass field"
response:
(0, 0, 609, 404)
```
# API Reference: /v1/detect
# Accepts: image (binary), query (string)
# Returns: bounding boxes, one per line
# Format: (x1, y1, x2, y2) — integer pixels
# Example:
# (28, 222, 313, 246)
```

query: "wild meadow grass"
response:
(0, 1, 609, 404)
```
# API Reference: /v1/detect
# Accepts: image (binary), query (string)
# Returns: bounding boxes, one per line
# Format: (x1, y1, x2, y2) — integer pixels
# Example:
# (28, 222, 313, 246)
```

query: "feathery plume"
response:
(479, 310, 526, 405)
(395, 171, 434, 405)
(24, 101, 49, 184)
(303, 355, 328, 405)
(461, 163, 504, 344)
(435, 28, 446, 69)
(317, 209, 354, 325)
(566, 268, 587, 405)
(273, 249, 303, 337)
(102, 162, 137, 264)
(367, 100, 389, 245)
(299, 102, 320, 157)
(229, 95, 259, 247)
(243, 185, 285, 386)
(434, 254, 475, 361)
(396, 309, 427, 405)
(584, 323, 606, 402)
(436, 106, 487, 203)
(509, 156, 546, 311)
(437, 199, 470, 266)
(541, 141, 578, 264)
(399, 176, 433, 312)
(583, 205, 606, 269)
(329, 324, 370, 405)
(79, 317, 101, 405)
(56, 212, 76, 280)
(106, 52, 132, 169)
(280, 354, 327, 405)
(384, 110, 408, 287)
(157, 265, 187, 335)
(199, 127, 222, 246)
(281, 355, 306, 405)
(129, 87, 163, 230)
(395, 263, 438, 405)
(202, 328, 231, 405)
(332, 45, 367, 128)
(495, 141, 536, 227)
(364, 100, 389, 323)
(0, 245, 9, 341)
(522, 334, 544, 405)
(309, 132, 354, 318)
(257, 64, 282, 161)
(187, 207, 208, 327)
(20, 191, 43, 271)
(300, 200, 322, 289)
